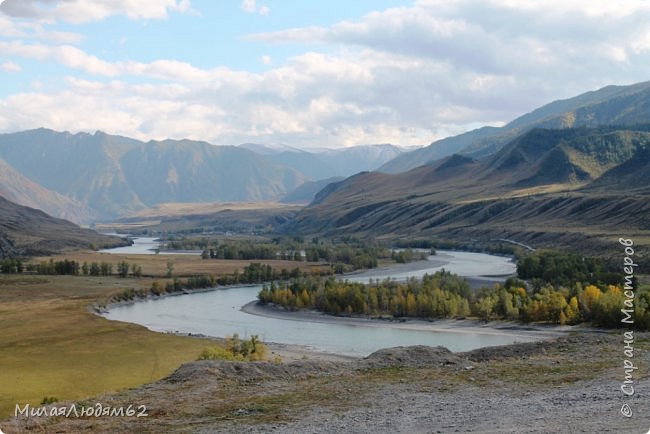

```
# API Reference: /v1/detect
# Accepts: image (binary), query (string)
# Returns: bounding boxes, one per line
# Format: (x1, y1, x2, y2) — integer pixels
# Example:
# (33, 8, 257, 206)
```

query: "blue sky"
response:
(2, 0, 650, 148)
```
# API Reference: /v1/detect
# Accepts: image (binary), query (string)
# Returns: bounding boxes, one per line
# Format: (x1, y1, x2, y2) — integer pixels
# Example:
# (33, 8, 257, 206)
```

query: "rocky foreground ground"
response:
(3, 332, 649, 433)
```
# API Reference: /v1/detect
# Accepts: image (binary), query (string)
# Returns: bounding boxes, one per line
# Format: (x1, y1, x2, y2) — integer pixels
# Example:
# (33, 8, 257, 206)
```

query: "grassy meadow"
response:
(0, 253, 323, 418)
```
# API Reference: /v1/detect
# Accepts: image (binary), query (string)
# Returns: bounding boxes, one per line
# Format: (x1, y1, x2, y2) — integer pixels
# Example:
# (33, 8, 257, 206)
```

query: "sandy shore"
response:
(342, 254, 449, 278)
(242, 301, 570, 341)
(265, 341, 359, 362)
(341, 251, 516, 289)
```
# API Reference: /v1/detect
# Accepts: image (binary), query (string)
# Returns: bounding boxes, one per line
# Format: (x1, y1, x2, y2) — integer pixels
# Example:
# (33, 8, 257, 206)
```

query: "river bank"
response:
(242, 300, 571, 340)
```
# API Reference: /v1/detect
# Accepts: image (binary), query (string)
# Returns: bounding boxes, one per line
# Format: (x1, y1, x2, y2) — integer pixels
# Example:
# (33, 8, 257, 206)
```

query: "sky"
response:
(1, 1, 650, 149)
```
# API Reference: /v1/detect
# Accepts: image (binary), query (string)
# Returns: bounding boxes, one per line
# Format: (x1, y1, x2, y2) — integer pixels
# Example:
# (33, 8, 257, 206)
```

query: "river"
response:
(99, 237, 201, 255)
(102, 250, 546, 356)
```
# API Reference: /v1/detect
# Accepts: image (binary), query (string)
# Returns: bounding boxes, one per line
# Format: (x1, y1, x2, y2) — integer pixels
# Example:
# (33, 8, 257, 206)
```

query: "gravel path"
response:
(243, 377, 649, 434)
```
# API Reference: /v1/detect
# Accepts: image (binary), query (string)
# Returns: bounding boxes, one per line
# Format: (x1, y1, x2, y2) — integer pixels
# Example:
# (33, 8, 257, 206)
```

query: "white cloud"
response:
(0, 41, 216, 80)
(125, 59, 212, 82)
(240, 0, 256, 13)
(0, 48, 510, 147)
(0, 41, 120, 75)
(240, 0, 270, 15)
(0, 13, 83, 43)
(249, 0, 650, 77)
(247, 1, 650, 125)
(0, 0, 193, 24)
(2, 0, 650, 149)
(1, 61, 21, 72)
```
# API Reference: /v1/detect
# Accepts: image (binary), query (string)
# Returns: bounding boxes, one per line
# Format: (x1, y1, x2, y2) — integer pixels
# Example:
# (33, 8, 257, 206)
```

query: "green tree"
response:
(117, 261, 130, 278)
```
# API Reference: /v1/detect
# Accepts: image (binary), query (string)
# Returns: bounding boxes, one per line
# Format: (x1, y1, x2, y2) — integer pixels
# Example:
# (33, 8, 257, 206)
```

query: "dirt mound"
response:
(360, 345, 464, 368)
(164, 359, 342, 384)
(463, 333, 612, 362)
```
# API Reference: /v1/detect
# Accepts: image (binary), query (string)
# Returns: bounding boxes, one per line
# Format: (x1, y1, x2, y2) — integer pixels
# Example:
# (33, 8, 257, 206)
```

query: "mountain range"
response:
(291, 123, 650, 260)
(0, 129, 403, 223)
(379, 80, 650, 173)
(1, 80, 650, 261)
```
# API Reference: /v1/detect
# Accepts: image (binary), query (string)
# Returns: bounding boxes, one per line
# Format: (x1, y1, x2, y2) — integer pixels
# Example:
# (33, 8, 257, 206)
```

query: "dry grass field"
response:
(32, 252, 326, 278)
(0, 254, 326, 418)
(0, 274, 213, 418)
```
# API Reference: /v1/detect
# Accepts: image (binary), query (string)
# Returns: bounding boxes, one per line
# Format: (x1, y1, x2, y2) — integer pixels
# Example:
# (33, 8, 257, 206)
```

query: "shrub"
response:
(41, 396, 58, 405)
(197, 334, 267, 362)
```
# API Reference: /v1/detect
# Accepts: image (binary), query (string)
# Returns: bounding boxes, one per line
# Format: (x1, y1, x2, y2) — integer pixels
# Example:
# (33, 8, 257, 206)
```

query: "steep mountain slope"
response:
(0, 129, 306, 220)
(480, 127, 649, 187)
(119, 139, 304, 205)
(292, 126, 650, 240)
(0, 196, 125, 258)
(585, 146, 650, 194)
(0, 129, 146, 218)
(380, 81, 650, 173)
(0, 158, 95, 223)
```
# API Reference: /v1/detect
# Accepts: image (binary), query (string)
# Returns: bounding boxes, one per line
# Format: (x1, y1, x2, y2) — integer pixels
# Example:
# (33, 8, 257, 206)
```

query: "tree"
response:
(546, 292, 568, 323)
(580, 285, 602, 320)
(475, 295, 497, 321)
(132, 265, 142, 277)
(117, 261, 130, 278)
(100, 262, 112, 276)
(564, 296, 580, 324)
(89, 262, 100, 276)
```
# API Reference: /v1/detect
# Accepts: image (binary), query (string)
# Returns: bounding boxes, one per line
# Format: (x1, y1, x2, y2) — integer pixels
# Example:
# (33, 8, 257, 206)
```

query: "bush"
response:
(197, 334, 267, 362)
(198, 346, 242, 361)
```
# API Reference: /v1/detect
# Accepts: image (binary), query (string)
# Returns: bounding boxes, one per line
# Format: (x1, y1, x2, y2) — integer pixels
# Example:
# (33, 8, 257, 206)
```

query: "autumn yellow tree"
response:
(580, 285, 603, 320)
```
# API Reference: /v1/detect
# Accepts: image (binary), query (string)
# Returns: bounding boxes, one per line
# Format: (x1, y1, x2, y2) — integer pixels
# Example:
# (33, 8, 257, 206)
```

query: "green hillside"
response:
(380, 81, 650, 173)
